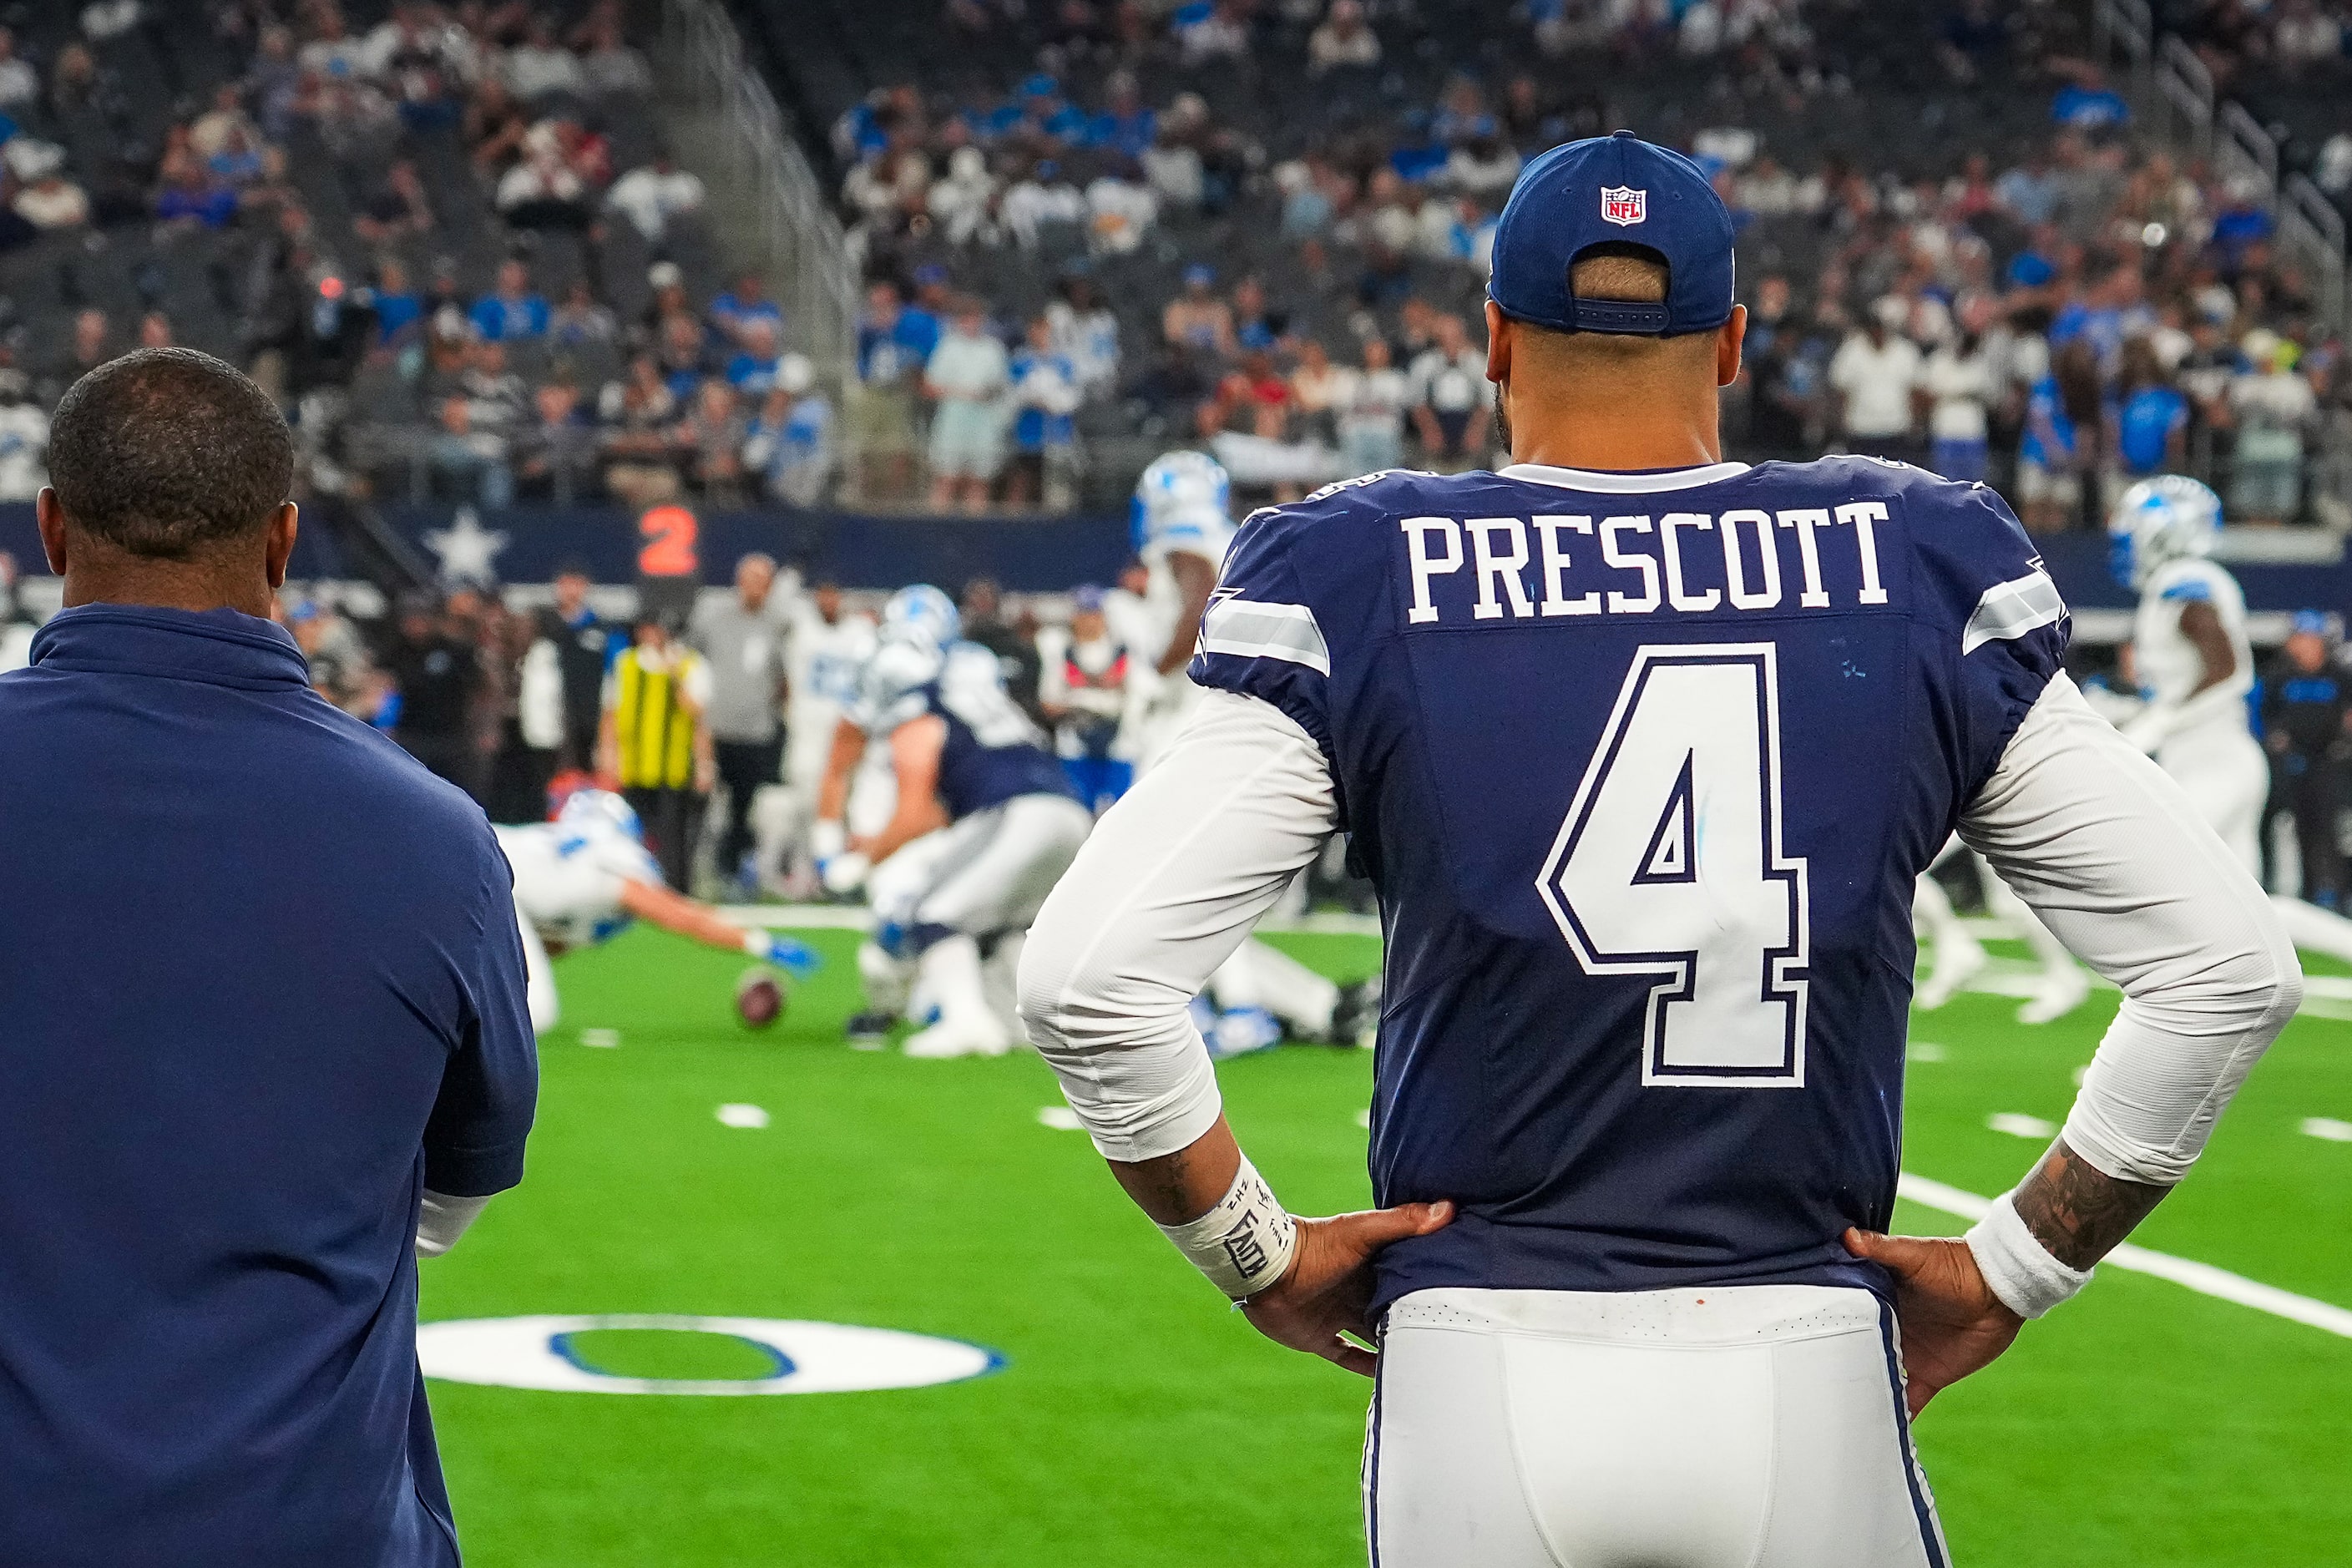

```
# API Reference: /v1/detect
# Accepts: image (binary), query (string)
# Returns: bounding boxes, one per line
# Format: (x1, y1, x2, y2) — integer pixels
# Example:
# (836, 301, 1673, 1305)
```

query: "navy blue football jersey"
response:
(869, 642, 1078, 819)
(1189, 458, 2067, 1312)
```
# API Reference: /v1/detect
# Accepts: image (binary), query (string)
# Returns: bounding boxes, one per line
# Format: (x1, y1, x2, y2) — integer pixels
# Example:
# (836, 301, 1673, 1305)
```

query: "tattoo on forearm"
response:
(2011, 1138, 2168, 1270)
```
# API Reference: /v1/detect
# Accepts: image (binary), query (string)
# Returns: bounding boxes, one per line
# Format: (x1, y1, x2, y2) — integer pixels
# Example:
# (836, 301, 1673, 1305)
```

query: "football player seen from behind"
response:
(496, 785, 816, 1035)
(1021, 132, 2299, 1565)
(815, 587, 1095, 1058)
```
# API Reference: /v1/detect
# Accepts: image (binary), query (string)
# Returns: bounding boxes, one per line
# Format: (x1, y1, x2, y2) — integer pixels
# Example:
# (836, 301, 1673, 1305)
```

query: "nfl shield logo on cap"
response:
(1601, 185, 1646, 226)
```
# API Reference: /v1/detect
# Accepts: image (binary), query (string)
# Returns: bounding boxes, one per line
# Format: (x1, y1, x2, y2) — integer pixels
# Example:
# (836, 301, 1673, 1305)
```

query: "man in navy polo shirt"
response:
(0, 347, 537, 1566)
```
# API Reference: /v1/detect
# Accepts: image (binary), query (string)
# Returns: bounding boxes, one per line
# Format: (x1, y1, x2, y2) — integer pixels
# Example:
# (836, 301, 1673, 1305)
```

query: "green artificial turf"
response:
(422, 926, 2352, 1567)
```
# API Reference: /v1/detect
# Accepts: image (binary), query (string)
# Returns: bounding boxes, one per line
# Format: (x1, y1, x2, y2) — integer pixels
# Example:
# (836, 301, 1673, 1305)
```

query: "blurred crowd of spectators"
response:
(812, 0, 2352, 525)
(0, 1, 847, 515)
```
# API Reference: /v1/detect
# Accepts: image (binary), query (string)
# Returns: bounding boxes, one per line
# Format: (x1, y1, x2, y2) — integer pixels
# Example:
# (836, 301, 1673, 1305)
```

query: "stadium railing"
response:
(2102, 20, 2350, 338)
(655, 0, 857, 379)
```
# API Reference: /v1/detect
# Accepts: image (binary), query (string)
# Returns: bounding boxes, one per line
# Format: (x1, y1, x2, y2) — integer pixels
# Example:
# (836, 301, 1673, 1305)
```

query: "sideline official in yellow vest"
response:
(597, 609, 716, 890)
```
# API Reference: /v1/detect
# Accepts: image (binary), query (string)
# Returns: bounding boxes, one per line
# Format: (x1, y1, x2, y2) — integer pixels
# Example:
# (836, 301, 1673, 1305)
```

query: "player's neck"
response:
(62, 549, 276, 620)
(1508, 401, 1725, 473)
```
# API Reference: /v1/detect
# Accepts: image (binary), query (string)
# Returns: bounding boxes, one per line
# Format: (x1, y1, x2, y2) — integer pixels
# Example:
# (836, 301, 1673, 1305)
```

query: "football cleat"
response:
(844, 1010, 897, 1050)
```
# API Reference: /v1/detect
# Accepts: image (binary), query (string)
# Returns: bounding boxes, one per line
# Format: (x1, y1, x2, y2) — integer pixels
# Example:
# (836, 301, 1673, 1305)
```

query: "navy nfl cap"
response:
(1489, 129, 1737, 337)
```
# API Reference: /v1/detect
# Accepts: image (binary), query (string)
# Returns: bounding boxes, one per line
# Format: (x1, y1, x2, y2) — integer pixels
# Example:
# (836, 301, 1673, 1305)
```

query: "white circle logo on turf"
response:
(417, 1314, 1002, 1395)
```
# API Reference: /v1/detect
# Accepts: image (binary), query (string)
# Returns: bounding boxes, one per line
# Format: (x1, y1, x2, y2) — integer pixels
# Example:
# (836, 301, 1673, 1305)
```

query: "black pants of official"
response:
(2271, 751, 2344, 902)
(713, 736, 781, 877)
(485, 725, 558, 826)
(561, 712, 602, 775)
(625, 786, 706, 893)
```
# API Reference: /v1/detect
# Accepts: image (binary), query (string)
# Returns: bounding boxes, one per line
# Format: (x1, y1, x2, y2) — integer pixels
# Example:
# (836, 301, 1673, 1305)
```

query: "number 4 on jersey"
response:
(1536, 645, 1811, 1086)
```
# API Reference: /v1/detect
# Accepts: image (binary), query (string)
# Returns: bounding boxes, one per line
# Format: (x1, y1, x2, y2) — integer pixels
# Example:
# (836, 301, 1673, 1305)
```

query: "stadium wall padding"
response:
(0, 505, 2344, 617)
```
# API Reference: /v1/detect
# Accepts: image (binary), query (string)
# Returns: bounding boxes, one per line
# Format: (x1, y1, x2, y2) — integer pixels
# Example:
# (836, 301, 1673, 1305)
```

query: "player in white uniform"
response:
(1913, 836, 2090, 1023)
(496, 788, 817, 1035)
(815, 586, 1095, 1058)
(1129, 453, 1380, 1050)
(2107, 474, 2352, 963)
(1125, 451, 1234, 769)
(754, 577, 879, 894)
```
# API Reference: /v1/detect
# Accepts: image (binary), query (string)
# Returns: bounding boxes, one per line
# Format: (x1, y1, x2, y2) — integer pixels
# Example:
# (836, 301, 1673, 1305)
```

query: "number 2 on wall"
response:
(1536, 644, 1811, 1086)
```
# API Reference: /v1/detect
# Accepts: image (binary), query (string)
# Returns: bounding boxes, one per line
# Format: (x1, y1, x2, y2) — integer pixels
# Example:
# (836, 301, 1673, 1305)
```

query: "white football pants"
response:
(2150, 724, 2352, 964)
(1368, 1286, 1949, 1568)
(511, 902, 559, 1037)
(2157, 724, 2268, 876)
(872, 793, 1095, 945)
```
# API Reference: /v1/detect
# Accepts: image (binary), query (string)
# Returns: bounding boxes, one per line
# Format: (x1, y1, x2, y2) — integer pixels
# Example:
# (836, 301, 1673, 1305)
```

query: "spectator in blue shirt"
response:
(468, 258, 549, 342)
(847, 281, 939, 502)
(2017, 338, 2104, 533)
(725, 316, 788, 393)
(1007, 313, 1080, 509)
(2114, 337, 2190, 479)
(2051, 70, 2130, 129)
(372, 256, 424, 345)
(708, 271, 783, 352)
(0, 346, 535, 1568)
(744, 355, 834, 508)
(1090, 71, 1156, 159)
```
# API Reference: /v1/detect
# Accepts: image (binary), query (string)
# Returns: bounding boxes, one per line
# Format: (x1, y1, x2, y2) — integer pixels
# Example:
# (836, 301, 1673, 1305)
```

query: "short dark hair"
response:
(48, 347, 293, 559)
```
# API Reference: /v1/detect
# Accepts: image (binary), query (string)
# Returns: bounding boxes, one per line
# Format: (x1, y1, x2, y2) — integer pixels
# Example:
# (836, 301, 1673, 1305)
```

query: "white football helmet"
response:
(852, 621, 948, 731)
(1131, 449, 1232, 552)
(881, 584, 959, 645)
(2108, 474, 2221, 589)
(557, 787, 643, 842)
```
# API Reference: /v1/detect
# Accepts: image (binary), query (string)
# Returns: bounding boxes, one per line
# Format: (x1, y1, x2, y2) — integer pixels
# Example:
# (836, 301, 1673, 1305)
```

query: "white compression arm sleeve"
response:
(417, 1191, 494, 1258)
(1018, 689, 1339, 1162)
(1960, 673, 2302, 1184)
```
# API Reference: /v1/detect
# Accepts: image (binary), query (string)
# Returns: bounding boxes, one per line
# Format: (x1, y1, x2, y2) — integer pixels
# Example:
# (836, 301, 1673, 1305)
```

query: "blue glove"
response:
(743, 929, 822, 978)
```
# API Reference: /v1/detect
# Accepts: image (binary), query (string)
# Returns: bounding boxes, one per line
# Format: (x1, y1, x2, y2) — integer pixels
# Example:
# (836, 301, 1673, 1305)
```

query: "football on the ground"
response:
(735, 965, 786, 1029)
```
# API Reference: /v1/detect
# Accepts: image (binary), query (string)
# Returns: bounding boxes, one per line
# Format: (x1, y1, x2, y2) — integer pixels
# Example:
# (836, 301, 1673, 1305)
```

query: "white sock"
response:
(917, 933, 996, 1033)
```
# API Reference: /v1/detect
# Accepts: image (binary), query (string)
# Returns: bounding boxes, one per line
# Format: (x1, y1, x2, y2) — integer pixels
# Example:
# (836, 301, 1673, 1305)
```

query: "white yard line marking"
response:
(1354, 1108, 1373, 1130)
(2301, 1116, 2352, 1143)
(1907, 1041, 1948, 1063)
(1987, 1112, 2057, 1139)
(716, 1104, 769, 1130)
(1897, 1173, 2352, 1339)
(1035, 1105, 1083, 1131)
(579, 1028, 620, 1049)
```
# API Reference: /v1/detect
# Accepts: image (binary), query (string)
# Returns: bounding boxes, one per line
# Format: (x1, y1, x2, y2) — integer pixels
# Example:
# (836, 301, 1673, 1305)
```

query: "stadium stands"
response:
(745, 0, 2352, 527)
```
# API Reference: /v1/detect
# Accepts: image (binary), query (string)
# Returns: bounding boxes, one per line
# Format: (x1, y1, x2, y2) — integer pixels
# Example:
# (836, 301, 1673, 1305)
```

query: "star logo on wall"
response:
(423, 507, 509, 584)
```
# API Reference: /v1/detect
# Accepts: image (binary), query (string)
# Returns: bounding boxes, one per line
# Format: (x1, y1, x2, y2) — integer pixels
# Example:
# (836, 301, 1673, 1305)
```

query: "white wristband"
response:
(1156, 1156, 1297, 1300)
(1965, 1191, 2093, 1319)
(812, 819, 847, 862)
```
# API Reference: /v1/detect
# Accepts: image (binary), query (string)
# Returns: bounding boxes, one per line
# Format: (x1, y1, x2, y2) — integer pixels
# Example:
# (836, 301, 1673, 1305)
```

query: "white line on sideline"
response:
(1897, 1173, 2352, 1339)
